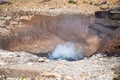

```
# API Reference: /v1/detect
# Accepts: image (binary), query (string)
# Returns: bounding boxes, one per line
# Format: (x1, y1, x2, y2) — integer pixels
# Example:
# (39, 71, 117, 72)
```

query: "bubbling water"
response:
(49, 42, 85, 61)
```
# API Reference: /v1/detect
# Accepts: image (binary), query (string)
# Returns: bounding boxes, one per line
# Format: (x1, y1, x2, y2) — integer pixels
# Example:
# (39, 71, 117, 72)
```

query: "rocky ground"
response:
(0, 49, 119, 80)
(0, 0, 120, 14)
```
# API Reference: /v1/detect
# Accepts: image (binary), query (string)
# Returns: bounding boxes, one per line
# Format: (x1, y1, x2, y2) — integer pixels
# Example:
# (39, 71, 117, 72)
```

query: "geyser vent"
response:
(49, 42, 85, 61)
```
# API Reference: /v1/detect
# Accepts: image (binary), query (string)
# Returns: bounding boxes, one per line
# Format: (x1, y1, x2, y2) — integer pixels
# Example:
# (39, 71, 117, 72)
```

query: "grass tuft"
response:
(68, 0, 77, 4)
(113, 73, 120, 80)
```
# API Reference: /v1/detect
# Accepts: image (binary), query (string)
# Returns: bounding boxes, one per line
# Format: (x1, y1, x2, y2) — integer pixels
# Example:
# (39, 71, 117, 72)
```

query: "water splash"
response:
(49, 42, 85, 61)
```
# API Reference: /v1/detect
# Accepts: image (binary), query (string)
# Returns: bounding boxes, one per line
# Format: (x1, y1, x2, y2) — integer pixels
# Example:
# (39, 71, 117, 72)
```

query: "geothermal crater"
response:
(0, 12, 120, 57)
(0, 13, 99, 57)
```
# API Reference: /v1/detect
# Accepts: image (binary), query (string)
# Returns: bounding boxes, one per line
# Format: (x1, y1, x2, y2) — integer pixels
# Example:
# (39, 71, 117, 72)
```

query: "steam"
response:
(49, 42, 85, 61)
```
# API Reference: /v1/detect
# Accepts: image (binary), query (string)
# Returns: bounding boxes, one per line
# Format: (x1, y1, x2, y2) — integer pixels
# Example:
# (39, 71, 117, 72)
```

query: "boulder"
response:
(98, 27, 120, 56)
(95, 8, 120, 20)
(95, 8, 120, 56)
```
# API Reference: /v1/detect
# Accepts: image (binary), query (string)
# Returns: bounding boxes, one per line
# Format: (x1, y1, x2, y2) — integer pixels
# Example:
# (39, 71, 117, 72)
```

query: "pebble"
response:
(10, 21, 18, 25)
(38, 58, 46, 62)
(5, 16, 12, 20)
(0, 62, 6, 66)
(27, 62, 33, 65)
